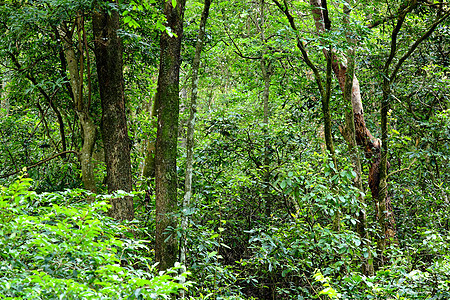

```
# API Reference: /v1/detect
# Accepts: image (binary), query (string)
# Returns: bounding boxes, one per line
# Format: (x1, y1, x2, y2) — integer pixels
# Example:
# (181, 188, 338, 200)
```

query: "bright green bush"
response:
(0, 177, 191, 299)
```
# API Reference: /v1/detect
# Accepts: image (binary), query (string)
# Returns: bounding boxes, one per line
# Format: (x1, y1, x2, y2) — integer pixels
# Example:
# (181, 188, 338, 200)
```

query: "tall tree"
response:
(375, 1, 449, 267)
(154, 0, 187, 271)
(93, 2, 134, 220)
(180, 0, 212, 293)
(272, 0, 336, 168)
(272, 0, 338, 232)
(181, 0, 212, 264)
(258, 0, 272, 218)
(60, 15, 97, 193)
(340, 3, 374, 275)
(308, 0, 376, 274)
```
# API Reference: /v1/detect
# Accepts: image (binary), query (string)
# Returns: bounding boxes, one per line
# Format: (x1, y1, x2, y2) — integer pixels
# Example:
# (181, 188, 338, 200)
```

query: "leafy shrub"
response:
(0, 177, 191, 299)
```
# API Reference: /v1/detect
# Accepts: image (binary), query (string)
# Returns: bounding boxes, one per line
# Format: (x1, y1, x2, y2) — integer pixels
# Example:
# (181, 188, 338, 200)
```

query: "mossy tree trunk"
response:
(154, 0, 186, 271)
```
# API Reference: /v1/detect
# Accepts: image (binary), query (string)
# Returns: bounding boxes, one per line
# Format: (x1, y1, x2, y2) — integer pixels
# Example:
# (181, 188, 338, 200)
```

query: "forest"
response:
(0, 0, 449, 299)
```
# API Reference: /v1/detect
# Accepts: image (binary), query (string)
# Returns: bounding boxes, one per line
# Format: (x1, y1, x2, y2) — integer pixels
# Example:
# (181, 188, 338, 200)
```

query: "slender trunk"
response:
(309, 0, 377, 271)
(259, 0, 272, 218)
(341, 8, 373, 275)
(155, 0, 186, 271)
(262, 61, 271, 217)
(272, 0, 336, 167)
(309, 0, 339, 228)
(1, 77, 10, 117)
(374, 4, 449, 268)
(93, 5, 133, 220)
(60, 19, 97, 192)
(272, 0, 338, 231)
(180, 0, 211, 293)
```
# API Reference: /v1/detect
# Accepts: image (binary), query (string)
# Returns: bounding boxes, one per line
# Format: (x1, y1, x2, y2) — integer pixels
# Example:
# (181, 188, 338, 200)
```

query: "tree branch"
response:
(0, 151, 79, 179)
(272, 0, 325, 98)
(390, 9, 450, 81)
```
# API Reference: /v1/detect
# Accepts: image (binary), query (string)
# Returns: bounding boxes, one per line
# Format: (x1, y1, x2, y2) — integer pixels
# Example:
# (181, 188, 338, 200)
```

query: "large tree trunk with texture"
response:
(155, 0, 186, 271)
(93, 6, 134, 220)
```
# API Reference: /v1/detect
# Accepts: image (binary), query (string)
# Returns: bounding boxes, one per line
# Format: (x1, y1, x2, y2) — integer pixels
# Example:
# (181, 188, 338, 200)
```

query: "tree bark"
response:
(93, 5, 134, 220)
(155, 0, 186, 271)
(340, 3, 374, 275)
(141, 94, 157, 179)
(60, 18, 97, 193)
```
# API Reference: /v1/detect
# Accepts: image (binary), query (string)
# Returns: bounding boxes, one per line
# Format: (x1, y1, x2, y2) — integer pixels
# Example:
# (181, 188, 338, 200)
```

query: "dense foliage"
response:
(0, 178, 190, 299)
(0, 0, 449, 299)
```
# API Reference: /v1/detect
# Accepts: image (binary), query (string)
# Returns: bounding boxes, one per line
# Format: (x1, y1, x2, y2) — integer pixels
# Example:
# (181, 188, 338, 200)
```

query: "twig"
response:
(387, 158, 417, 180)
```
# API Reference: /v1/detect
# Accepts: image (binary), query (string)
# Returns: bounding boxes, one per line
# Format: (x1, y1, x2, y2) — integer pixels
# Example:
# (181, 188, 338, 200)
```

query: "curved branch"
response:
(390, 10, 450, 81)
(0, 151, 79, 179)
(387, 158, 417, 180)
(272, 0, 324, 98)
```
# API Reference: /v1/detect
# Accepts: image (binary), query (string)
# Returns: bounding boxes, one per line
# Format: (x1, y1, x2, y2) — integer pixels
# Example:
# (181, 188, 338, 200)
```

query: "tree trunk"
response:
(375, 4, 449, 268)
(272, 0, 337, 168)
(141, 94, 157, 179)
(60, 19, 97, 193)
(1, 77, 10, 117)
(341, 5, 373, 274)
(308, 0, 379, 273)
(93, 5, 134, 220)
(180, 0, 211, 291)
(258, 0, 272, 218)
(273, 0, 339, 232)
(155, 0, 186, 271)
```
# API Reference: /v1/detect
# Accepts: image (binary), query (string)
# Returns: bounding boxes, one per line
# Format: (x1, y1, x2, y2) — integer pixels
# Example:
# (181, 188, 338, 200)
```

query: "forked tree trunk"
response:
(93, 5, 134, 220)
(60, 18, 97, 193)
(309, 0, 381, 274)
(155, 0, 187, 271)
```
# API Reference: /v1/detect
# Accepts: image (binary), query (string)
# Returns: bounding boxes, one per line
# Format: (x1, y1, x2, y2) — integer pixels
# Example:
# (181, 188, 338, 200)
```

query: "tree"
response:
(59, 14, 97, 193)
(93, 2, 134, 220)
(307, 0, 376, 275)
(154, 0, 187, 271)
(272, 0, 336, 169)
(181, 0, 212, 263)
(180, 0, 212, 293)
(375, 0, 449, 267)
